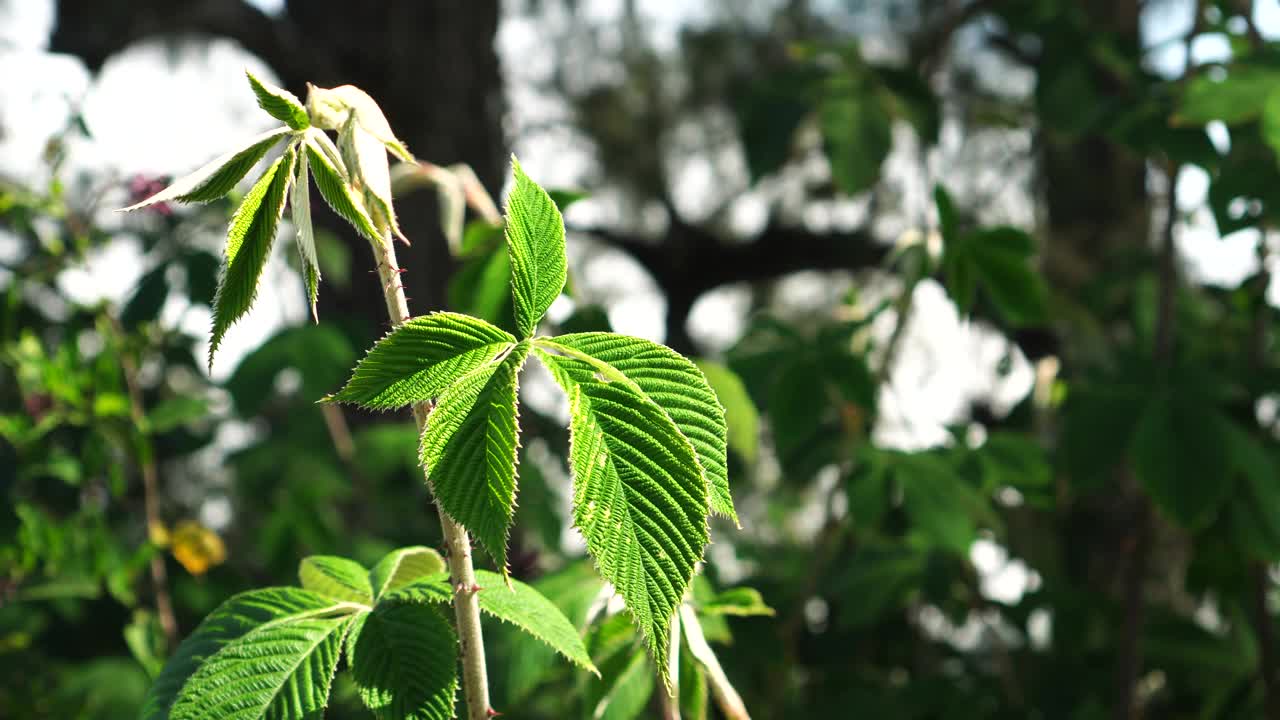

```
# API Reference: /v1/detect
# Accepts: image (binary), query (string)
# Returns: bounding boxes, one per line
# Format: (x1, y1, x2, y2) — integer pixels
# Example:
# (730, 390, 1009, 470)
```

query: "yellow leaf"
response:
(169, 520, 227, 576)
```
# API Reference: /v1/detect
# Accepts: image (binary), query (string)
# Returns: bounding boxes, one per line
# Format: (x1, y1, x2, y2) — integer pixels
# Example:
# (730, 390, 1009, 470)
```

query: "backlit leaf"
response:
(535, 343, 709, 672)
(209, 146, 295, 366)
(299, 555, 373, 606)
(330, 312, 514, 410)
(421, 342, 529, 570)
(246, 70, 309, 131)
(545, 334, 736, 523)
(505, 157, 566, 338)
(119, 128, 289, 211)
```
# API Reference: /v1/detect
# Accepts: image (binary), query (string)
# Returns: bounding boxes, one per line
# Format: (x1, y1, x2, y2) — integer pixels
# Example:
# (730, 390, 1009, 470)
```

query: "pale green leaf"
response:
(304, 131, 380, 242)
(330, 312, 514, 410)
(471, 569, 596, 674)
(246, 70, 309, 131)
(699, 587, 775, 617)
(505, 156, 566, 338)
(544, 333, 736, 523)
(694, 359, 759, 467)
(347, 604, 457, 720)
(210, 146, 295, 366)
(369, 546, 446, 600)
(169, 612, 354, 720)
(119, 128, 289, 211)
(591, 651, 653, 720)
(299, 555, 373, 605)
(534, 345, 710, 672)
(339, 116, 405, 242)
(386, 570, 597, 674)
(291, 148, 320, 321)
(421, 342, 529, 570)
(306, 83, 413, 161)
(144, 587, 352, 720)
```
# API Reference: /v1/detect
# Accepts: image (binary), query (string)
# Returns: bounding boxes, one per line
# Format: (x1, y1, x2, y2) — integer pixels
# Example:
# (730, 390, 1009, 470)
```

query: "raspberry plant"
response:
(123, 71, 741, 720)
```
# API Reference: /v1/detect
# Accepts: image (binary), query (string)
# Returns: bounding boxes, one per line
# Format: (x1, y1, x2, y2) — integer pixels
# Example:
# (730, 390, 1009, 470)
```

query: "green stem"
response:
(371, 230, 492, 719)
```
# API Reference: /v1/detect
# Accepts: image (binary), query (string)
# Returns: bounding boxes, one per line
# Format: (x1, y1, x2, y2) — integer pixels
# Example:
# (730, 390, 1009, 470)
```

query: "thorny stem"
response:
(370, 230, 492, 719)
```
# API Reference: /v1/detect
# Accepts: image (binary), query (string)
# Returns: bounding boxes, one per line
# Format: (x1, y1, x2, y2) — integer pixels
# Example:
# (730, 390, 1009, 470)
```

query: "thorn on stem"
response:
(486, 708, 503, 717)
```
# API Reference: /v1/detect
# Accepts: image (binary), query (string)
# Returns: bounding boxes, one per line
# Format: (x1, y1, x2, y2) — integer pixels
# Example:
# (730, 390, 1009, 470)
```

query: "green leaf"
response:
(209, 145, 295, 366)
(545, 334, 736, 523)
(421, 342, 529, 570)
(694, 359, 759, 467)
(534, 343, 710, 672)
(347, 603, 457, 720)
(589, 650, 654, 720)
(385, 569, 597, 674)
(142, 587, 348, 720)
(504, 157, 567, 338)
(1131, 391, 1233, 530)
(168, 612, 353, 720)
(1225, 427, 1280, 561)
(819, 77, 892, 195)
(124, 610, 166, 678)
(1177, 65, 1280, 125)
(119, 128, 289, 210)
(977, 432, 1051, 490)
(291, 147, 320, 321)
(121, 264, 169, 329)
(1264, 88, 1280, 161)
(246, 70, 309, 131)
(299, 555, 373, 605)
(471, 569, 597, 674)
(894, 452, 981, 554)
(369, 546, 446, 600)
(304, 130, 380, 242)
(330, 311, 515, 410)
(699, 587, 775, 617)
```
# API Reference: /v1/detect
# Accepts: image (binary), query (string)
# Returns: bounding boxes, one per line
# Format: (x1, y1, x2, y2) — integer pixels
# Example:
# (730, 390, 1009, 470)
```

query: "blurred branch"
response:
(49, 0, 325, 95)
(1248, 227, 1278, 718)
(913, 0, 1008, 72)
(571, 220, 888, 351)
(112, 318, 178, 649)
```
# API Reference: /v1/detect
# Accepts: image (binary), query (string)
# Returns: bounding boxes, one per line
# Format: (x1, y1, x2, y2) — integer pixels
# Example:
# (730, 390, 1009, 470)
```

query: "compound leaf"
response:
(330, 312, 514, 410)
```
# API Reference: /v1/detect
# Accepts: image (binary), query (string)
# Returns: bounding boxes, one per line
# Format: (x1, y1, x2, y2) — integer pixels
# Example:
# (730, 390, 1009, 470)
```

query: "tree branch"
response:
(571, 221, 888, 351)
